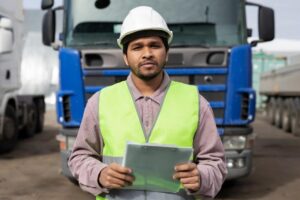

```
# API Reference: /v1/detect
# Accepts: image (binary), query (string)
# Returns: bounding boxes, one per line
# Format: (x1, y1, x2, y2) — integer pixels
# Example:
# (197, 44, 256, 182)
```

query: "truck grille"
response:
(62, 96, 71, 122)
(241, 93, 249, 120)
(83, 68, 227, 124)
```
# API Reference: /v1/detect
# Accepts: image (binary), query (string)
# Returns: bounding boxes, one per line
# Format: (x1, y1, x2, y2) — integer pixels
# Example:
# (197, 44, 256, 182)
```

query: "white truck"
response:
(260, 55, 300, 136)
(0, 0, 45, 152)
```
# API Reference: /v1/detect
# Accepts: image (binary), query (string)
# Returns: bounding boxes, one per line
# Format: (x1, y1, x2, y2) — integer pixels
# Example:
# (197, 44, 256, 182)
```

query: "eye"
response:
(131, 45, 142, 51)
(151, 43, 162, 49)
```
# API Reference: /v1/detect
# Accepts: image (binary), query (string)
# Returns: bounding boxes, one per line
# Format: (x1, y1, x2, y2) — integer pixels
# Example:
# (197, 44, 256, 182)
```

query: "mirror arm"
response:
(246, 2, 263, 8)
(53, 6, 64, 11)
(250, 40, 263, 47)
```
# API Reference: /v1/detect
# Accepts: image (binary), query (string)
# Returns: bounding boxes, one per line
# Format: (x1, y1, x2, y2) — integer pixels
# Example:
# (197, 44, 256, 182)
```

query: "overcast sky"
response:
(23, 0, 300, 40)
(23, 0, 62, 9)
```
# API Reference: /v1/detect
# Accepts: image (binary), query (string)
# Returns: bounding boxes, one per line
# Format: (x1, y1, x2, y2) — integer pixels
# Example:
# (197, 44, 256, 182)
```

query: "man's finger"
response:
(173, 169, 199, 179)
(99, 164, 133, 189)
(175, 163, 196, 171)
(107, 169, 134, 182)
(179, 176, 199, 184)
(182, 182, 200, 191)
(106, 176, 131, 187)
(110, 163, 132, 174)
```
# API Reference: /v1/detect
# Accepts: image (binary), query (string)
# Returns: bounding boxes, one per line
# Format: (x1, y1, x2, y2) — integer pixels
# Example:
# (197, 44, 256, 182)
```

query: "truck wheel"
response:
(291, 98, 300, 137)
(35, 99, 45, 133)
(266, 97, 276, 124)
(20, 104, 37, 137)
(282, 99, 292, 132)
(0, 105, 18, 153)
(274, 98, 283, 128)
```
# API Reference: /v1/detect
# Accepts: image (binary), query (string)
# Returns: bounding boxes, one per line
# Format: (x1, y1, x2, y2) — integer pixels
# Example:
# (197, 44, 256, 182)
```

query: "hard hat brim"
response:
(117, 29, 173, 49)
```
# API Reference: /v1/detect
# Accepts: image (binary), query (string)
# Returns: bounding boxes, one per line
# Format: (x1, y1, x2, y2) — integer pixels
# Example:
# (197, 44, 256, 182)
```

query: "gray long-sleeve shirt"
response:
(68, 72, 227, 198)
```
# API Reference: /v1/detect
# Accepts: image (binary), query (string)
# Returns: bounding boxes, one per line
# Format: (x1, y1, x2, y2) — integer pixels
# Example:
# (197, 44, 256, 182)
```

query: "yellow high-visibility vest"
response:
(97, 80, 199, 200)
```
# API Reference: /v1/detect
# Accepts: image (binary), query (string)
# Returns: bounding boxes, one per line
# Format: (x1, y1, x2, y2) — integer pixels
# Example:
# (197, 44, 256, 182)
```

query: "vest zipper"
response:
(145, 82, 171, 142)
(126, 80, 172, 142)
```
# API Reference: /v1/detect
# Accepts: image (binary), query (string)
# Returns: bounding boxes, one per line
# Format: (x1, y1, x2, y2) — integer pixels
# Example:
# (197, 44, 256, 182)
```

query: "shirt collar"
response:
(126, 71, 171, 104)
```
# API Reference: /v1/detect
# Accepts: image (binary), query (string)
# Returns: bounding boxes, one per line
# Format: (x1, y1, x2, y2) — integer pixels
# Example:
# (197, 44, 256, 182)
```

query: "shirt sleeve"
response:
(68, 92, 108, 196)
(193, 95, 228, 198)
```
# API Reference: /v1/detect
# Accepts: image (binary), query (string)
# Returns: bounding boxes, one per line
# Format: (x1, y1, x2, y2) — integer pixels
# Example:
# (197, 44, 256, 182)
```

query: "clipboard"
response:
(122, 142, 193, 193)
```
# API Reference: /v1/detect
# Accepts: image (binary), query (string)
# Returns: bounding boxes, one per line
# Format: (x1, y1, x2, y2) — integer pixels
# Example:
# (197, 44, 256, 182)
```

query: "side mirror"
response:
(41, 0, 54, 10)
(0, 18, 13, 54)
(258, 6, 275, 42)
(42, 9, 56, 46)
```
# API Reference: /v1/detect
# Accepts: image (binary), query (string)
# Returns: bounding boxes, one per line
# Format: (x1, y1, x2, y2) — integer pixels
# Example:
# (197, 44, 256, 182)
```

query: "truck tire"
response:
(35, 99, 45, 133)
(0, 105, 18, 153)
(274, 98, 283, 128)
(291, 98, 300, 137)
(20, 104, 37, 137)
(282, 99, 292, 132)
(266, 97, 276, 124)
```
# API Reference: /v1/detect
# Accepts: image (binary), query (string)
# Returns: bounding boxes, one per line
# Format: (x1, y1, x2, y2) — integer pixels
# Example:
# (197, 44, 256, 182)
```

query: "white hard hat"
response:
(117, 6, 173, 49)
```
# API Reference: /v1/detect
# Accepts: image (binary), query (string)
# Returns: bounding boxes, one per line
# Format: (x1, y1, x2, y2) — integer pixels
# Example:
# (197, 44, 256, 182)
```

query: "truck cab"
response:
(0, 0, 45, 153)
(42, 0, 274, 180)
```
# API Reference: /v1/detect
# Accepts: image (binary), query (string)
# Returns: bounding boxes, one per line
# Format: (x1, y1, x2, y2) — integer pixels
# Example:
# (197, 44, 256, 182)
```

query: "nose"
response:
(142, 47, 153, 59)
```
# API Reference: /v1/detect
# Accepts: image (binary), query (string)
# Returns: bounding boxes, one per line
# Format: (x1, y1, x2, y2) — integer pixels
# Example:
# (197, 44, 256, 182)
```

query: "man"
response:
(69, 6, 227, 200)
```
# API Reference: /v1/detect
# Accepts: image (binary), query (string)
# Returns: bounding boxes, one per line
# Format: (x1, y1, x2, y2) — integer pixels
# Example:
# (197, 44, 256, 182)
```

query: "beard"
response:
(133, 60, 166, 81)
(134, 69, 162, 81)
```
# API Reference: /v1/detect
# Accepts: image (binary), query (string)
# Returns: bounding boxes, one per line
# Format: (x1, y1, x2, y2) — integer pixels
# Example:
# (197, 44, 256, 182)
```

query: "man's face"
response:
(123, 36, 168, 81)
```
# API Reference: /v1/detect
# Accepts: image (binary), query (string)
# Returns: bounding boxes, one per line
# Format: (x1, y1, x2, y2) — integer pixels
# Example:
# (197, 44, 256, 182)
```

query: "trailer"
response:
(41, 0, 274, 181)
(0, 0, 45, 152)
(260, 57, 300, 136)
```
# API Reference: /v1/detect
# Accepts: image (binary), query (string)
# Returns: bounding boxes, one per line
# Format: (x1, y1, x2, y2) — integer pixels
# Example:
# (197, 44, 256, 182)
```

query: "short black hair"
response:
(122, 30, 169, 54)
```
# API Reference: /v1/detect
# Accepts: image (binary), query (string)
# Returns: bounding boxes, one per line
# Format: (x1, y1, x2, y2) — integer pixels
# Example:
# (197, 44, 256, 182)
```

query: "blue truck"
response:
(41, 0, 274, 181)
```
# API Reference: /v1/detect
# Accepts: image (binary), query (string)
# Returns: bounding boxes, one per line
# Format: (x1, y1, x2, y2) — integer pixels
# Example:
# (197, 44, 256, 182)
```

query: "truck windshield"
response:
(64, 0, 247, 48)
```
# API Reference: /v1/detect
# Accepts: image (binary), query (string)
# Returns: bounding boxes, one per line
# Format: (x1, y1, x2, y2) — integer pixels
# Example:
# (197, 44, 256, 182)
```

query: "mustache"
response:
(138, 60, 158, 67)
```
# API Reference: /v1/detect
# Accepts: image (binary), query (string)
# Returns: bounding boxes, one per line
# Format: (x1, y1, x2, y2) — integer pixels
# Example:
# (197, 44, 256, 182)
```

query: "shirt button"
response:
(145, 97, 150, 101)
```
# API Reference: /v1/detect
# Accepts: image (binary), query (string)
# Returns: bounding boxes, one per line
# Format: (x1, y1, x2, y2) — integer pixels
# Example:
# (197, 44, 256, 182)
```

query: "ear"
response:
(165, 53, 169, 63)
(123, 54, 129, 66)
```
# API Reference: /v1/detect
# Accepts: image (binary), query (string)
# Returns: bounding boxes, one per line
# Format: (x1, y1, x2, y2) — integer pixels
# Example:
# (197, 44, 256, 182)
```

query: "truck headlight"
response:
(223, 136, 246, 150)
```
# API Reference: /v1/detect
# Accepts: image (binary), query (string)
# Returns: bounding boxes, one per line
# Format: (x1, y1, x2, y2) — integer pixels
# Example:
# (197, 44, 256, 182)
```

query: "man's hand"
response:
(173, 162, 201, 192)
(99, 163, 134, 189)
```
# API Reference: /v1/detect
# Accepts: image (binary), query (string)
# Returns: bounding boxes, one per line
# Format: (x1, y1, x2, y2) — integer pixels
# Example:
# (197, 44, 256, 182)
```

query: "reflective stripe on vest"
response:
(97, 80, 199, 200)
(96, 190, 202, 200)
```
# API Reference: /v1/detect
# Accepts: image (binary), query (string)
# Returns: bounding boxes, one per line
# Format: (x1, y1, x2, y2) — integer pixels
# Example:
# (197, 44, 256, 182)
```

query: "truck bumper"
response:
(222, 126, 254, 180)
(59, 140, 253, 182)
(56, 128, 78, 181)
(60, 149, 75, 179)
(58, 128, 254, 181)
(225, 149, 252, 180)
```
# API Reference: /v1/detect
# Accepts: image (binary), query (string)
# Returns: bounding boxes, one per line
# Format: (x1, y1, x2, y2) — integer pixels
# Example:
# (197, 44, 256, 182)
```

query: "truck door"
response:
(0, 16, 16, 98)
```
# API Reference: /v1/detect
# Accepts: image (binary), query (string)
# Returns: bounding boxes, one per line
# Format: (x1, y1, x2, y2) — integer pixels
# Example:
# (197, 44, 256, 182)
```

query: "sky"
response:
(23, 0, 300, 40)
(23, 0, 62, 9)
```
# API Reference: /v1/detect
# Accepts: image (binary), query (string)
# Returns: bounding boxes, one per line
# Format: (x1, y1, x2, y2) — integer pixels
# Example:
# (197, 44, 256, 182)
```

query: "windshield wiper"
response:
(171, 44, 209, 48)
(73, 41, 116, 47)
